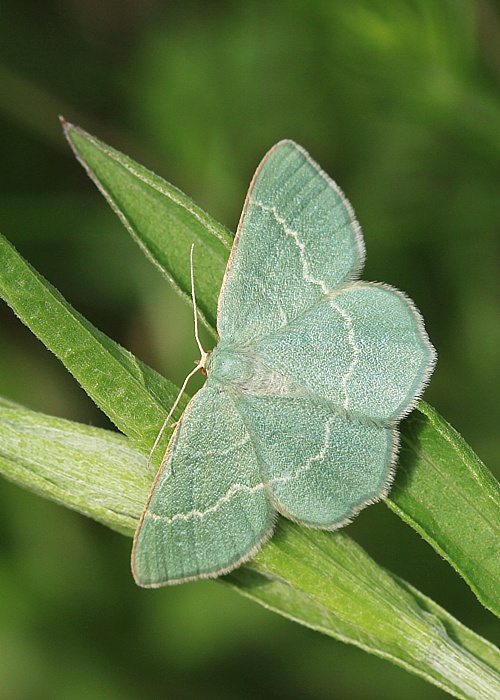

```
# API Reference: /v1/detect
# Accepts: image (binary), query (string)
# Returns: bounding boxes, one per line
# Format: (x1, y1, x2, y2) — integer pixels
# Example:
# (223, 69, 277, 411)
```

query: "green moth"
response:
(132, 140, 436, 587)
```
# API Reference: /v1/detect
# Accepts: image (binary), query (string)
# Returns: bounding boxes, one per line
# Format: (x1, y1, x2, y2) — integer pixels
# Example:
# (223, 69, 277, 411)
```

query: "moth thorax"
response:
(206, 346, 254, 386)
(207, 344, 304, 397)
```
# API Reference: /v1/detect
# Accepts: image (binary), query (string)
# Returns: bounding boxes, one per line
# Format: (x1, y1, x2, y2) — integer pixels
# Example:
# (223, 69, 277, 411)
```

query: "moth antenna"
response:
(190, 243, 208, 362)
(147, 362, 201, 469)
(147, 244, 209, 470)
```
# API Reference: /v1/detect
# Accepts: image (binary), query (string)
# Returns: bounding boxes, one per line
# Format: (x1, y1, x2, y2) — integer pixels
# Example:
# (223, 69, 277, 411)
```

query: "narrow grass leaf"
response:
(0, 397, 148, 535)
(227, 522, 500, 700)
(62, 120, 232, 334)
(389, 402, 500, 617)
(0, 233, 182, 455)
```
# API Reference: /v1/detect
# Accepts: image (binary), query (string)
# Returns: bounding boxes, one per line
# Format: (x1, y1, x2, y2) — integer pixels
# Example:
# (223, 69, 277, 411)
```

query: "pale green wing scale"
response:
(217, 140, 365, 344)
(133, 140, 436, 586)
(235, 394, 397, 528)
(132, 385, 275, 586)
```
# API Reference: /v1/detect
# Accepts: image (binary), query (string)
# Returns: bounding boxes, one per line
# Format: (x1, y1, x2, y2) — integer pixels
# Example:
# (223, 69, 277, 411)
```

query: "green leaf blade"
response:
(228, 522, 500, 700)
(62, 120, 232, 333)
(0, 233, 180, 454)
(0, 397, 149, 535)
(389, 401, 500, 617)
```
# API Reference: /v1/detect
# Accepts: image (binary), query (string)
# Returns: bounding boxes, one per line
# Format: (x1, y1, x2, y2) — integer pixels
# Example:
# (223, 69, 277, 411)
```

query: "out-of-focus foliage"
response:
(0, 2, 498, 699)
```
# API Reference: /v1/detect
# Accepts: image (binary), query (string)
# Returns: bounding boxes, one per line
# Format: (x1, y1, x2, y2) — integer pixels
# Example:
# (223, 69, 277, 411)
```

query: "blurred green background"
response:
(0, 1, 499, 698)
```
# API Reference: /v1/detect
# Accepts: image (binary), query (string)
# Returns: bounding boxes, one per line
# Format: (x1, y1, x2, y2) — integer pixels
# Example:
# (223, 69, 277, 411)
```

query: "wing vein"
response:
(268, 418, 333, 487)
(249, 197, 330, 295)
(146, 480, 266, 524)
(328, 299, 361, 409)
